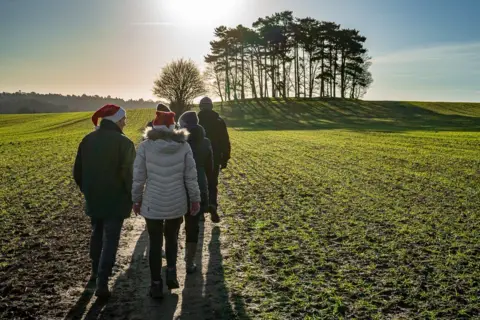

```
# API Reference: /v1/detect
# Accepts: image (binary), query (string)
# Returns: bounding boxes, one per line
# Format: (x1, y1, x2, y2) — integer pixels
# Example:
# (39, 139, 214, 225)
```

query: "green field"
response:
(1, 100, 479, 319)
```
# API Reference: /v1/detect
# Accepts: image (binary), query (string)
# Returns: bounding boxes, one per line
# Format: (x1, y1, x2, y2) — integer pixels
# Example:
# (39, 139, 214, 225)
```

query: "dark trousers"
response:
(90, 217, 124, 285)
(184, 207, 205, 243)
(209, 165, 221, 207)
(145, 217, 183, 282)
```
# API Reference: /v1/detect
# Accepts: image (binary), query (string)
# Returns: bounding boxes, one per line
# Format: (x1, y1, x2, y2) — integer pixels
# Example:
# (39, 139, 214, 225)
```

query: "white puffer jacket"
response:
(132, 128, 201, 220)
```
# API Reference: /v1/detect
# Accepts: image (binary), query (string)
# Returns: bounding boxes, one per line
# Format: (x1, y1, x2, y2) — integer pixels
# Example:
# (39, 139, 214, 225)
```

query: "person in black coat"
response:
(197, 97, 231, 223)
(178, 111, 214, 273)
(73, 104, 135, 299)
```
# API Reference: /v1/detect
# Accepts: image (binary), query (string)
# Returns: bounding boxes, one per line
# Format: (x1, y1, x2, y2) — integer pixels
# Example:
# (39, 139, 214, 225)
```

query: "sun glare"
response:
(162, 0, 238, 25)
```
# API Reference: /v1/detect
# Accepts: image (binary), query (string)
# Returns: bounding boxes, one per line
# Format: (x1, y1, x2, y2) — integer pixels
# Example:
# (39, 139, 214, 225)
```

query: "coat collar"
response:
(99, 119, 123, 134)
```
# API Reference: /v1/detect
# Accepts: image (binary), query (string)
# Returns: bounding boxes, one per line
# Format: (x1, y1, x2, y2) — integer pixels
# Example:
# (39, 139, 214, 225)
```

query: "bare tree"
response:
(153, 59, 205, 116)
(204, 63, 225, 102)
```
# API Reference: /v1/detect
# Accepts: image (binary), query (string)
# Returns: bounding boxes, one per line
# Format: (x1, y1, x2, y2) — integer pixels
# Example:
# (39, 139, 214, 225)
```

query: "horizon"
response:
(1, 0, 480, 102)
(2, 90, 480, 105)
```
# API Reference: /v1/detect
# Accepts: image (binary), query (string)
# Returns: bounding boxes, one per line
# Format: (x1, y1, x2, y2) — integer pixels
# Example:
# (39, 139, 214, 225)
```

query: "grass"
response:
(1, 99, 479, 319)
(217, 99, 480, 319)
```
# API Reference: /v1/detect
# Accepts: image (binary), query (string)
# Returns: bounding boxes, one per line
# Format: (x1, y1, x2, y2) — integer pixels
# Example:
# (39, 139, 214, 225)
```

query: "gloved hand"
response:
(190, 202, 200, 216)
(133, 202, 142, 216)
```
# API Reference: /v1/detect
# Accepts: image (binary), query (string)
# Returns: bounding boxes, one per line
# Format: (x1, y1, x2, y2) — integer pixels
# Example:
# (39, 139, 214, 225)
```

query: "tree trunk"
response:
(234, 47, 238, 100)
(250, 52, 257, 98)
(225, 51, 231, 101)
(257, 49, 263, 98)
(264, 47, 268, 97)
(271, 46, 275, 98)
(333, 46, 338, 98)
(320, 40, 325, 97)
(340, 49, 346, 98)
(308, 52, 313, 98)
(215, 70, 224, 102)
(302, 48, 306, 98)
(295, 45, 300, 98)
(282, 56, 287, 98)
(241, 44, 245, 100)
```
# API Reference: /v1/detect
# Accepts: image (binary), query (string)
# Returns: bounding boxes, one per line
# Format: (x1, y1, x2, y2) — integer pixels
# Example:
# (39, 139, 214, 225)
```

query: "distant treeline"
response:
(0, 92, 160, 114)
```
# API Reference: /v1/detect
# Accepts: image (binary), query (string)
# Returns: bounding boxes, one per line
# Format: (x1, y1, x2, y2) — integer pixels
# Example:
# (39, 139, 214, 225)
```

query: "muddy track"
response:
(63, 210, 247, 320)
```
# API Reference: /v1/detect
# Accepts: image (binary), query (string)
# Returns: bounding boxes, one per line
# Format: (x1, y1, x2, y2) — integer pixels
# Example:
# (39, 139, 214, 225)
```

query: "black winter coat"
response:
(198, 110, 231, 166)
(186, 125, 214, 209)
(73, 119, 136, 219)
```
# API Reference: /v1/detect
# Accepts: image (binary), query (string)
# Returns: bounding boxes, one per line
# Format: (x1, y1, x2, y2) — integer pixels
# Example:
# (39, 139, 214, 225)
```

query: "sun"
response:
(162, 0, 238, 26)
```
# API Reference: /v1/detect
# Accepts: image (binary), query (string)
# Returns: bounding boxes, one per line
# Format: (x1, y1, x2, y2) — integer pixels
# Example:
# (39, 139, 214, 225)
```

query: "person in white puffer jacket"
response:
(132, 111, 200, 299)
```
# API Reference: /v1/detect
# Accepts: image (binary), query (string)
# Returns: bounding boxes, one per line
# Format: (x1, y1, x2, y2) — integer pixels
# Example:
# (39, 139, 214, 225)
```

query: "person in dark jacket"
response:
(178, 111, 214, 273)
(197, 97, 231, 223)
(73, 104, 136, 299)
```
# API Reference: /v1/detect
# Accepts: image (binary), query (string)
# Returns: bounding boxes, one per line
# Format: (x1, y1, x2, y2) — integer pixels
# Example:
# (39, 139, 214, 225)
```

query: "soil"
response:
(61, 213, 243, 320)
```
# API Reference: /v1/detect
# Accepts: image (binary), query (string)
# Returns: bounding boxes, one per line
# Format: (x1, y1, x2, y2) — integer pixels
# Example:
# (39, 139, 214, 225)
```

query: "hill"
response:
(219, 98, 480, 131)
(0, 100, 479, 319)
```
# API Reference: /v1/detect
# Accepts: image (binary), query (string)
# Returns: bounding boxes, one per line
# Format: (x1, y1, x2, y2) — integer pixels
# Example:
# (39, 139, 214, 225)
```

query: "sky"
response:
(0, 0, 479, 102)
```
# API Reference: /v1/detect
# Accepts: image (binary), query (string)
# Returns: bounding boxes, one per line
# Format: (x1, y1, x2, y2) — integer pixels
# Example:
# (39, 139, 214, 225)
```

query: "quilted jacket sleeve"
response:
(184, 145, 201, 203)
(132, 142, 147, 204)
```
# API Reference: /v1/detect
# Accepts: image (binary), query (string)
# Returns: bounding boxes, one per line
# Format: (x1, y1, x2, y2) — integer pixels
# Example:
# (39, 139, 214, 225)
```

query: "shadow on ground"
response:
(220, 98, 480, 132)
(178, 226, 250, 319)
(65, 221, 249, 320)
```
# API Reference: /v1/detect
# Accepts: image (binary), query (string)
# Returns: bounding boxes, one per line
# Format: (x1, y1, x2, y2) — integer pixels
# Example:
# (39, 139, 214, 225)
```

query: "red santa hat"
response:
(91, 104, 126, 129)
(152, 111, 176, 131)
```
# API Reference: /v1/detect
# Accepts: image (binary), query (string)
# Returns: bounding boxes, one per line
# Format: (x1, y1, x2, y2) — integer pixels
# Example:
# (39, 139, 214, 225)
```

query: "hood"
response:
(198, 109, 220, 122)
(143, 127, 189, 154)
(186, 124, 205, 145)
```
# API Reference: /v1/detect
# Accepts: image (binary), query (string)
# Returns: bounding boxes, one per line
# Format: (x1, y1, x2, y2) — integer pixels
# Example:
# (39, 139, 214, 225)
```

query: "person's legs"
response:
(209, 165, 220, 208)
(96, 218, 124, 297)
(185, 212, 200, 244)
(164, 217, 183, 289)
(89, 218, 104, 280)
(184, 211, 201, 273)
(209, 165, 221, 223)
(145, 218, 164, 298)
(145, 218, 164, 282)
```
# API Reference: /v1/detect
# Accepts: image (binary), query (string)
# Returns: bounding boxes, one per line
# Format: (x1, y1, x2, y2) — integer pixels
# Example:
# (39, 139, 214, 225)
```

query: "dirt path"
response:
(63, 212, 246, 320)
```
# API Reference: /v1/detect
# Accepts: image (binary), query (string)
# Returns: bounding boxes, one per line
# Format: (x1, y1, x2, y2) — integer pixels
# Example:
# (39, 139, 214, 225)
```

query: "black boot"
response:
(90, 262, 98, 282)
(185, 242, 198, 274)
(209, 205, 220, 223)
(149, 280, 164, 299)
(166, 268, 180, 289)
(95, 279, 111, 299)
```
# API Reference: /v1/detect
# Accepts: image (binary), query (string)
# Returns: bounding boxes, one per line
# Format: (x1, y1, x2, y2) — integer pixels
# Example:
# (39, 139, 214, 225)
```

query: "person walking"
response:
(132, 111, 201, 299)
(73, 104, 136, 299)
(144, 103, 172, 259)
(146, 103, 171, 129)
(198, 97, 231, 223)
(178, 111, 214, 273)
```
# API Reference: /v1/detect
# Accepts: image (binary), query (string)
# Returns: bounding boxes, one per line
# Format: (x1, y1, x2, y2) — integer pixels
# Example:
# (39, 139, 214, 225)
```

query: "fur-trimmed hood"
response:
(144, 127, 189, 142)
(142, 127, 190, 154)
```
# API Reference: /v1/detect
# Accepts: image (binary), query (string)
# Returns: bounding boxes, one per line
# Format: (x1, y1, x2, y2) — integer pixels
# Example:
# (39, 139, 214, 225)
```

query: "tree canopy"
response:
(205, 11, 373, 101)
(153, 59, 206, 116)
